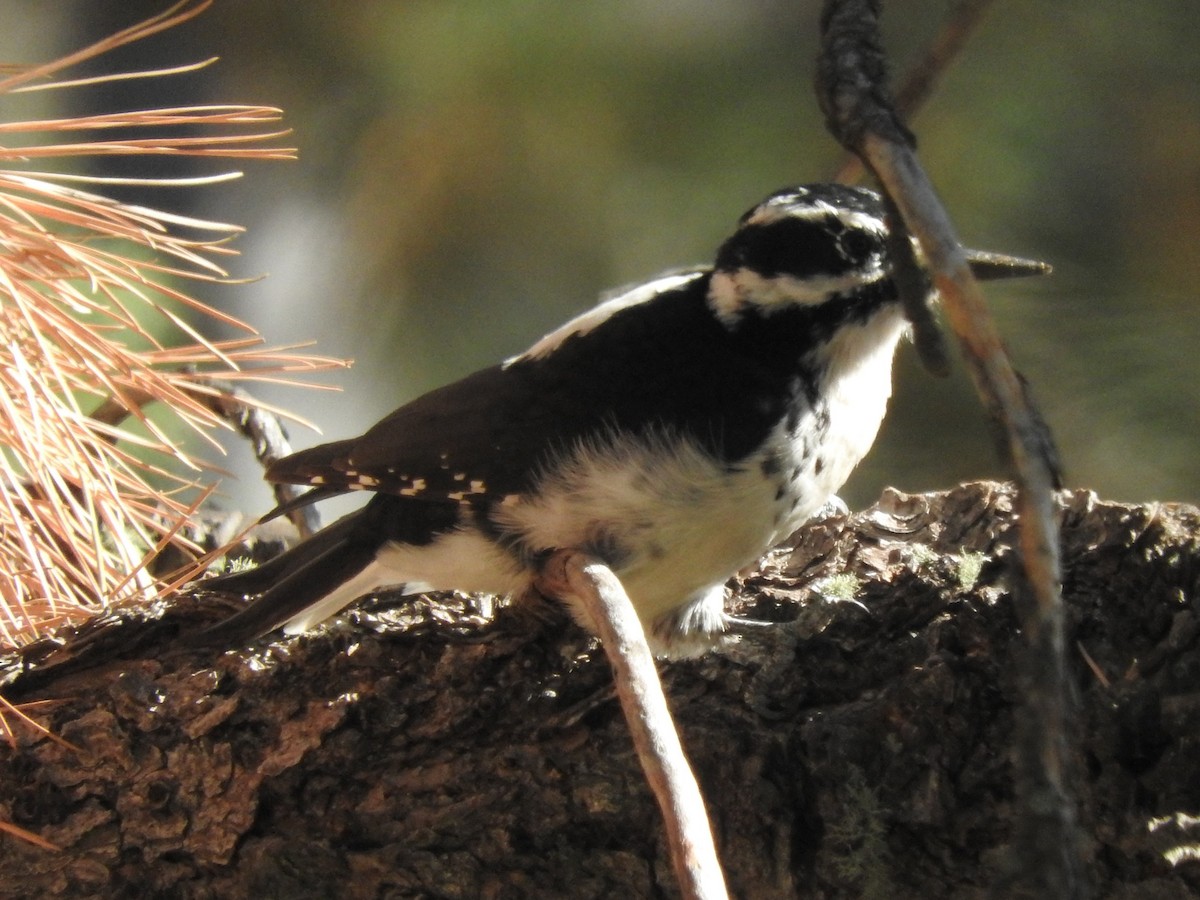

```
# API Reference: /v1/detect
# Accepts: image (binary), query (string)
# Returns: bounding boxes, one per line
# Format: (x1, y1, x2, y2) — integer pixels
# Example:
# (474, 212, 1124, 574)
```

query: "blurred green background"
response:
(5, 0, 1199, 513)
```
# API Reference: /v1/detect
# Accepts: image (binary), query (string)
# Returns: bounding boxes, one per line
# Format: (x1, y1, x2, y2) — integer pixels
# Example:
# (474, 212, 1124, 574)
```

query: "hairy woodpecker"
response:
(204, 183, 1048, 656)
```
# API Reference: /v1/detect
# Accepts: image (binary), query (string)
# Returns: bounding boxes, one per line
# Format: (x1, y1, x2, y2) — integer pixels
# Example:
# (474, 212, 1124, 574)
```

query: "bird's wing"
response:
(264, 268, 719, 511)
(265, 365, 556, 506)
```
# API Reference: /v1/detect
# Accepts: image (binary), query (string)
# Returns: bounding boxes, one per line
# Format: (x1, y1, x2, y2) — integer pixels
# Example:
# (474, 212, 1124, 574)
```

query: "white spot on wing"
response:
(398, 476, 428, 497)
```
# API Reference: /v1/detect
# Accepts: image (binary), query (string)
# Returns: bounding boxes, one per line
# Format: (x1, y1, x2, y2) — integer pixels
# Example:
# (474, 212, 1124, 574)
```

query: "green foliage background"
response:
(10, 0, 1200, 510)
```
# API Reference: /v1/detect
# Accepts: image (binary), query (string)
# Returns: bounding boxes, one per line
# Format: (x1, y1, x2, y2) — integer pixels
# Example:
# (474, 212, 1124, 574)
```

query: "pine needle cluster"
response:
(0, 1, 343, 650)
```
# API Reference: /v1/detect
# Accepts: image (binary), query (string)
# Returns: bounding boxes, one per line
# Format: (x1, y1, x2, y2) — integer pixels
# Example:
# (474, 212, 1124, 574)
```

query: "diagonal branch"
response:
(815, 1, 1080, 896)
(535, 551, 729, 900)
(828, 0, 1000, 185)
(90, 379, 321, 539)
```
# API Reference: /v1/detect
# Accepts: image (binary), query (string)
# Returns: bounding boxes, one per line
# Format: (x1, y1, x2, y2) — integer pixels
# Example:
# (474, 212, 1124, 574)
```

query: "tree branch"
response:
(92, 380, 320, 539)
(535, 551, 728, 900)
(828, 0, 1000, 184)
(815, 2, 1080, 895)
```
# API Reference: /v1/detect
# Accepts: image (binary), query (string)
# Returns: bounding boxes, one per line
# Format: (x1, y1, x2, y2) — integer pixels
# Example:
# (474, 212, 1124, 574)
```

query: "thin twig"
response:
(535, 551, 728, 900)
(0, 817, 60, 852)
(202, 386, 321, 538)
(816, 1, 1080, 896)
(881, 192, 951, 376)
(828, 0, 999, 185)
(90, 380, 320, 538)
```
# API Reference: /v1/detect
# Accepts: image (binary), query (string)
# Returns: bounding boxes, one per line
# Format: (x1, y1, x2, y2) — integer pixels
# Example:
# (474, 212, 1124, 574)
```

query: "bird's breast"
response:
(491, 428, 802, 625)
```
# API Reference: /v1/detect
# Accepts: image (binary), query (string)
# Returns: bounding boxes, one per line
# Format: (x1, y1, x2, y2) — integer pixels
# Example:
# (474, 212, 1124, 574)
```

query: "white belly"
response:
(494, 429, 818, 636)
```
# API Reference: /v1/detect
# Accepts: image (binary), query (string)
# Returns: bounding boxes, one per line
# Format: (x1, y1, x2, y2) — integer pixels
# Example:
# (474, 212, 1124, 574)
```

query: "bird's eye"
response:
(719, 216, 863, 279)
(838, 228, 878, 266)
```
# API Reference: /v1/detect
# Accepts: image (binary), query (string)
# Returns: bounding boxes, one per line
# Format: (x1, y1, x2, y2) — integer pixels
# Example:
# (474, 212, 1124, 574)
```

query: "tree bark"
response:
(2, 481, 1198, 898)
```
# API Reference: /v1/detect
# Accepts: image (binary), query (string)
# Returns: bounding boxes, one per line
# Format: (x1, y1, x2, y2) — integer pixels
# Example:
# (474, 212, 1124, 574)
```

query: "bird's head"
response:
(708, 183, 1049, 326)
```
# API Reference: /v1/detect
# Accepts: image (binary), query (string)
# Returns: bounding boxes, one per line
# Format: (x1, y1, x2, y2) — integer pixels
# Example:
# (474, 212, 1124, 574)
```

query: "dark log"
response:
(2, 482, 1198, 898)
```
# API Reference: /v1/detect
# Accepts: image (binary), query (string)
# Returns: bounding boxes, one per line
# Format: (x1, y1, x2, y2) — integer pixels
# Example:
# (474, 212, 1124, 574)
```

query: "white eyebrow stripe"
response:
(743, 197, 887, 236)
(707, 261, 887, 324)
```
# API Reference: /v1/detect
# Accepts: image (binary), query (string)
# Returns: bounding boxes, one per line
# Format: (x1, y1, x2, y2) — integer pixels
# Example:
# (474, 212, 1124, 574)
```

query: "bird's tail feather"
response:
(200, 508, 382, 646)
(202, 509, 363, 596)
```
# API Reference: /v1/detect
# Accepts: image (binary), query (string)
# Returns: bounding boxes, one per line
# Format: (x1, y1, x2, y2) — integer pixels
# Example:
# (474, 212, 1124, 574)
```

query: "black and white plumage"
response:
(204, 184, 1047, 656)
